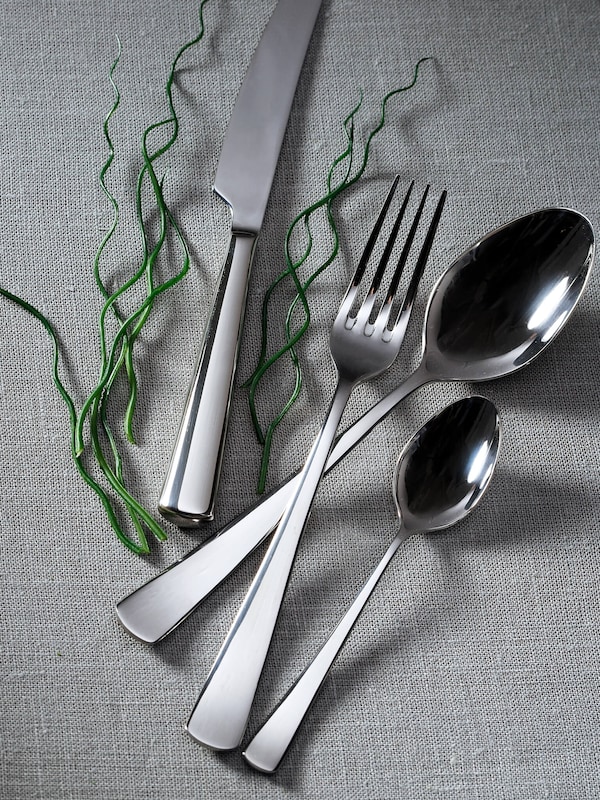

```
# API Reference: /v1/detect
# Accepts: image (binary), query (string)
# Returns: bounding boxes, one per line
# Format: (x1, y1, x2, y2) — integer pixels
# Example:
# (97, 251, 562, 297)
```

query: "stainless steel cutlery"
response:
(117, 3, 596, 757)
(159, 0, 323, 526)
(243, 396, 501, 772)
(185, 177, 447, 750)
(116, 206, 594, 646)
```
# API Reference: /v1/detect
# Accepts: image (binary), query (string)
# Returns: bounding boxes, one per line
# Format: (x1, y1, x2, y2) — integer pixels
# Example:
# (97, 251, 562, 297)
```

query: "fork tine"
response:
(382, 187, 447, 340)
(353, 182, 417, 330)
(366, 180, 414, 297)
(350, 174, 401, 289)
(372, 184, 430, 332)
(340, 175, 403, 326)
(384, 184, 431, 304)
(396, 189, 447, 318)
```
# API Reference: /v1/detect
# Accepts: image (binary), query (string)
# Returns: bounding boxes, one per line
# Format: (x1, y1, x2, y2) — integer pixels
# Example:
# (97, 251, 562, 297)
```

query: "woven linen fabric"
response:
(1, 0, 599, 798)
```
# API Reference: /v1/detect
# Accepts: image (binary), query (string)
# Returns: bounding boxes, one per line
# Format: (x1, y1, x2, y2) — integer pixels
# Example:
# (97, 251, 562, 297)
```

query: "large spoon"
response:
(243, 396, 501, 772)
(116, 207, 594, 644)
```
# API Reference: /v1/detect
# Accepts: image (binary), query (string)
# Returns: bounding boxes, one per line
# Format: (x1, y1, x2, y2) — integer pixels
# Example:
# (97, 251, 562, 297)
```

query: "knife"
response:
(159, 0, 323, 526)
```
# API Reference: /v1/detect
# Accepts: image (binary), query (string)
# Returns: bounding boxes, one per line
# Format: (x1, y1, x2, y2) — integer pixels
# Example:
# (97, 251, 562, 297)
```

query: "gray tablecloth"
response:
(1, 1, 599, 798)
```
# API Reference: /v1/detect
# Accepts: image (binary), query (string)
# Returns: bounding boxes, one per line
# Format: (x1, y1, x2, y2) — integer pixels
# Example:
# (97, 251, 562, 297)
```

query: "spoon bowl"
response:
(422, 207, 594, 381)
(396, 395, 500, 533)
(243, 396, 501, 773)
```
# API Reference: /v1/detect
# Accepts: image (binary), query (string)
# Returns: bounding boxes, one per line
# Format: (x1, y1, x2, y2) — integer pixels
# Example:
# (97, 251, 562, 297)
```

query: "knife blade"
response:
(159, 0, 323, 526)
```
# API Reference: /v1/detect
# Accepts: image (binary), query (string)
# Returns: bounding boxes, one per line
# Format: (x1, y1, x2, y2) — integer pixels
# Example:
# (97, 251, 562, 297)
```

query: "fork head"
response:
(330, 176, 446, 384)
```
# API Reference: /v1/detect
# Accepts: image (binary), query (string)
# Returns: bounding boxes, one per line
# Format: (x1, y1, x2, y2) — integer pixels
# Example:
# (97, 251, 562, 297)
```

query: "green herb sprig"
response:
(0, 1, 210, 554)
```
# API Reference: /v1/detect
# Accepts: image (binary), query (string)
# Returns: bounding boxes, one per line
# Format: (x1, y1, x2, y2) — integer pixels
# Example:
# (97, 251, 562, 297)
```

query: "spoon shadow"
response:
(241, 538, 456, 786)
(133, 459, 595, 781)
(141, 453, 594, 665)
(463, 466, 598, 545)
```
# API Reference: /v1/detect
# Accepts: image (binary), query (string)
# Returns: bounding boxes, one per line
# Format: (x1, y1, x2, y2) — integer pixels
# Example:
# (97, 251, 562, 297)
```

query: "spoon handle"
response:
(116, 367, 427, 643)
(185, 379, 354, 751)
(243, 533, 405, 773)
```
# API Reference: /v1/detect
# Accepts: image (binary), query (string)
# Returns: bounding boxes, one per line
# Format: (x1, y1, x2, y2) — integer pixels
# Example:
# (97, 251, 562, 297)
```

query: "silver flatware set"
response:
(186, 178, 446, 751)
(116, 0, 595, 772)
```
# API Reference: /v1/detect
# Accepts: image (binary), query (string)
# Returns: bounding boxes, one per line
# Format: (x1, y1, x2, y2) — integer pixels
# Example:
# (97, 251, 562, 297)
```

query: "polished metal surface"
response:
(158, 0, 323, 525)
(185, 179, 447, 751)
(214, 0, 323, 234)
(422, 207, 595, 381)
(159, 234, 256, 526)
(116, 206, 594, 644)
(243, 397, 501, 772)
(243, 397, 500, 771)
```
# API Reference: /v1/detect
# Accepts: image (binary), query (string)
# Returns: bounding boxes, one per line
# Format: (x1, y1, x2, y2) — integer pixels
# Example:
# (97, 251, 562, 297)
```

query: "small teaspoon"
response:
(243, 396, 501, 773)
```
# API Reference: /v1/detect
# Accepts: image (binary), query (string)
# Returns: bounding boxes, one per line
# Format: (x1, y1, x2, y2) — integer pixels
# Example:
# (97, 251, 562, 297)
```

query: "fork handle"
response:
(116, 365, 428, 643)
(243, 532, 405, 772)
(159, 230, 257, 526)
(186, 378, 354, 751)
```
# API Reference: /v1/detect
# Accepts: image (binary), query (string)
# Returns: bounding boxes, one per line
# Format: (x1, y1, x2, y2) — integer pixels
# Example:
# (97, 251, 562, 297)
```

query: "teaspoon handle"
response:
(243, 533, 405, 773)
(116, 367, 427, 644)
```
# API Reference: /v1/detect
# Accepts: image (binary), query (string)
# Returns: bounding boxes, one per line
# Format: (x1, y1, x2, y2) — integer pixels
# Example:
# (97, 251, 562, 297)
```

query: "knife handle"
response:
(159, 230, 257, 526)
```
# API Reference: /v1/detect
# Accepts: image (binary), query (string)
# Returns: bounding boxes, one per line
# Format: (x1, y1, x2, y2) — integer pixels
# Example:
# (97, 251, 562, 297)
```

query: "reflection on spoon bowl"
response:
(422, 207, 594, 381)
(395, 395, 500, 531)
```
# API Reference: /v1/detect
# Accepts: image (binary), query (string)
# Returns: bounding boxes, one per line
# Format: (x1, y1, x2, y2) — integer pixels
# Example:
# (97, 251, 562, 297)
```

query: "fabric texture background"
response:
(1, 0, 599, 798)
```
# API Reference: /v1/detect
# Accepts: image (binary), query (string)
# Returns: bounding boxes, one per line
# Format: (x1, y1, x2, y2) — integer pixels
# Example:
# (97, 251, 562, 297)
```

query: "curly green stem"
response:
(0, 1, 211, 554)
(0, 288, 150, 554)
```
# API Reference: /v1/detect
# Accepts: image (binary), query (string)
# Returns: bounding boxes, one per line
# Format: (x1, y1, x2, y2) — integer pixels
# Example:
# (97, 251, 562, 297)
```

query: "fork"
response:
(186, 177, 446, 751)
